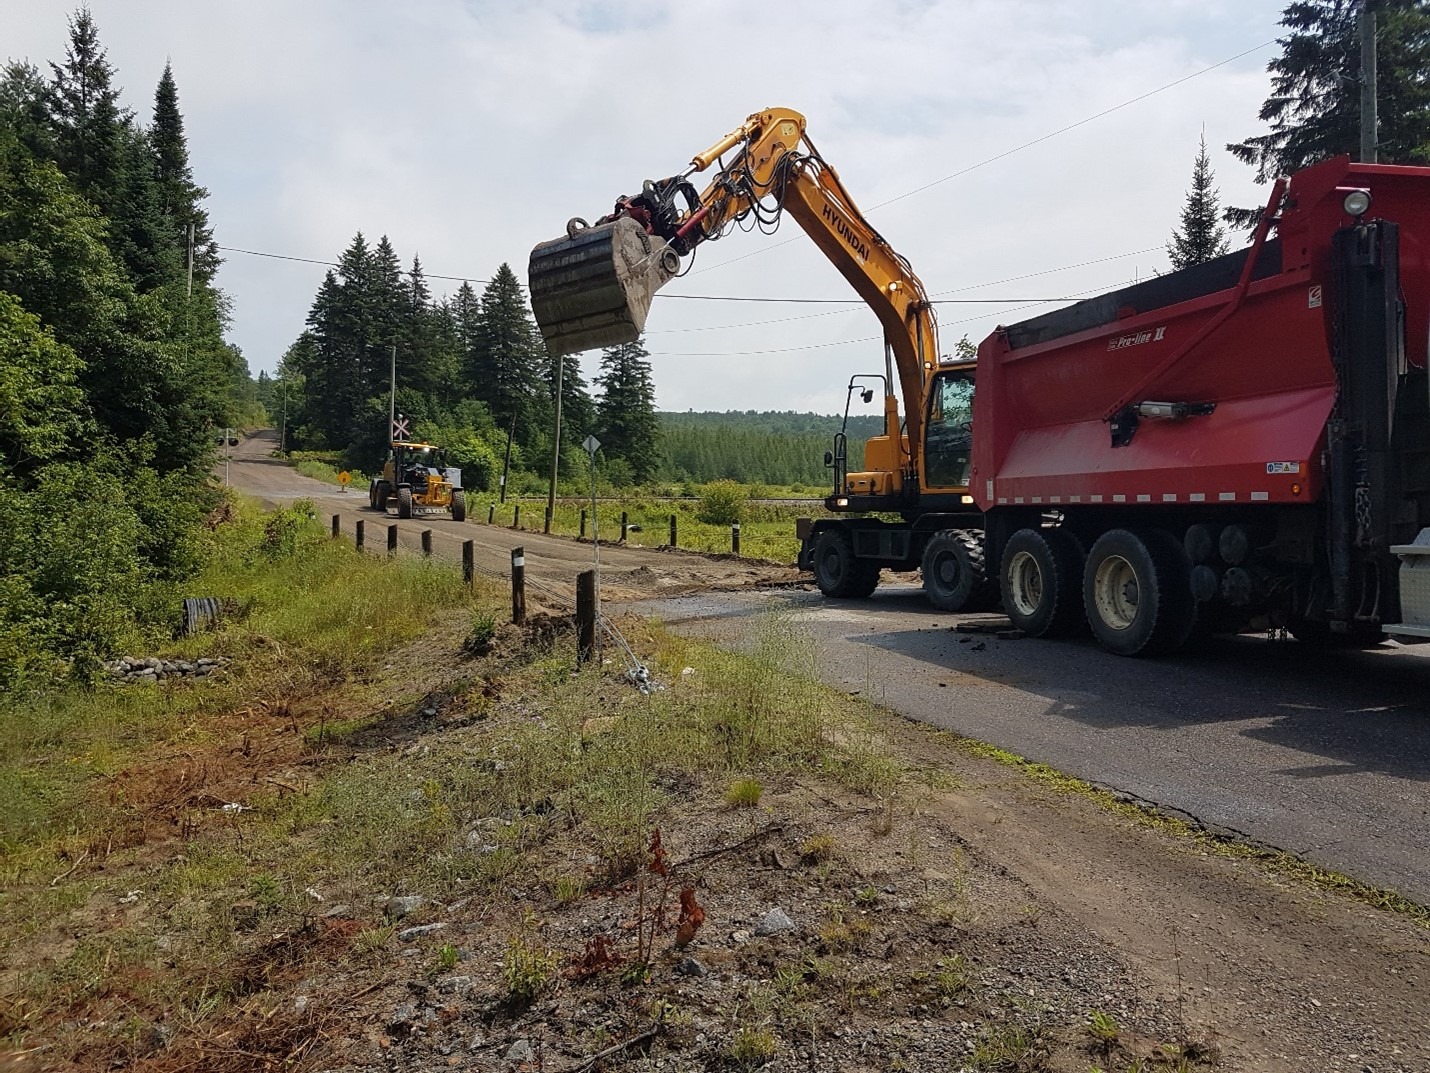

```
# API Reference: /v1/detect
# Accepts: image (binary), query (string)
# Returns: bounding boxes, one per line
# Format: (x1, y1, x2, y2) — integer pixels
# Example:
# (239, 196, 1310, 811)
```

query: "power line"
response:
(685, 40, 1277, 278)
(643, 246, 1162, 333)
(645, 275, 1134, 358)
(215, 245, 489, 285)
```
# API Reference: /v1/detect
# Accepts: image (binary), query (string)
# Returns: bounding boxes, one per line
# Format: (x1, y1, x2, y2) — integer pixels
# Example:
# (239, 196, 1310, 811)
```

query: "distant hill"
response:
(656, 410, 885, 486)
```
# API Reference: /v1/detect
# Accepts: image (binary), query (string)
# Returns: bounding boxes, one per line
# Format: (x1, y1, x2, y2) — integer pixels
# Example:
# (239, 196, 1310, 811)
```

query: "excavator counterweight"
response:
(528, 216, 679, 357)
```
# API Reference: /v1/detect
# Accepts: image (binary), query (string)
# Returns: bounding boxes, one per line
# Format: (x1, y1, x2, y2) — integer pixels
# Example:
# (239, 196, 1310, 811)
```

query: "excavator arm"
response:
(529, 107, 941, 490)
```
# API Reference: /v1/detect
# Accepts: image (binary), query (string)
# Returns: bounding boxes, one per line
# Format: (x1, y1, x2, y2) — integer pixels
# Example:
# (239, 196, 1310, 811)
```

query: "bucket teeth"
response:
(528, 216, 678, 356)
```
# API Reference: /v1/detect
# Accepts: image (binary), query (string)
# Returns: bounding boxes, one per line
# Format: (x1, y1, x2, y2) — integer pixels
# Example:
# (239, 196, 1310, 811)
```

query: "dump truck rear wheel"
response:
(813, 529, 879, 598)
(451, 490, 466, 522)
(922, 530, 996, 612)
(1083, 529, 1195, 656)
(1000, 528, 1082, 637)
(397, 486, 413, 519)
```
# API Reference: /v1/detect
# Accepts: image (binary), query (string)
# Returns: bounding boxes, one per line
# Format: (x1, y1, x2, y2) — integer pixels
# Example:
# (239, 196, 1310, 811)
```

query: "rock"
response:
(731, 930, 751, 945)
(437, 975, 473, 994)
(294, 995, 309, 1013)
(754, 907, 796, 936)
(505, 1039, 534, 1065)
(388, 1004, 417, 1031)
(675, 957, 707, 977)
(398, 922, 448, 941)
(389, 894, 426, 918)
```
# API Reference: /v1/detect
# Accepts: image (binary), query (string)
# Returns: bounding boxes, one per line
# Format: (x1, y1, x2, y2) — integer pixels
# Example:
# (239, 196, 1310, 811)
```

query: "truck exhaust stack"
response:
(528, 216, 680, 356)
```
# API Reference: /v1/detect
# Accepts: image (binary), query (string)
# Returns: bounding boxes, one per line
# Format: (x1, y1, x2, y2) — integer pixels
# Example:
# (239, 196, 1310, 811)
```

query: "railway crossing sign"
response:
(392, 416, 411, 440)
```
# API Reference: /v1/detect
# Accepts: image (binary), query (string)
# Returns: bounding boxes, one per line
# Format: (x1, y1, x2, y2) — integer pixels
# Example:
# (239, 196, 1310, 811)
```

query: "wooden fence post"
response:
(463, 539, 475, 586)
(387, 524, 398, 557)
(669, 513, 677, 548)
(576, 569, 596, 666)
(732, 523, 741, 556)
(620, 510, 628, 543)
(544, 505, 553, 534)
(513, 504, 521, 529)
(511, 546, 526, 625)
(487, 503, 495, 525)
(421, 529, 432, 557)
(580, 509, 587, 539)
(355, 519, 364, 550)
(332, 514, 340, 539)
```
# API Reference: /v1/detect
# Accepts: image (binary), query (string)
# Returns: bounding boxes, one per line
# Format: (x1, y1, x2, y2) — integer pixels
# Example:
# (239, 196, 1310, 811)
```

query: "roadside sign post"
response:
(582, 435, 602, 664)
(337, 470, 351, 494)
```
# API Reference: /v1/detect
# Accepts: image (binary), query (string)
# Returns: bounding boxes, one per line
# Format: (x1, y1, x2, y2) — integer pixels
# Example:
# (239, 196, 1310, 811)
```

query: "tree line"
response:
(273, 254, 662, 490)
(0, 10, 254, 688)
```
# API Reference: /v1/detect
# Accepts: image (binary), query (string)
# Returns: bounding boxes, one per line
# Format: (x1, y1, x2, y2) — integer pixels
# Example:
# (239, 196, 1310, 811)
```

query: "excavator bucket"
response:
(528, 216, 680, 356)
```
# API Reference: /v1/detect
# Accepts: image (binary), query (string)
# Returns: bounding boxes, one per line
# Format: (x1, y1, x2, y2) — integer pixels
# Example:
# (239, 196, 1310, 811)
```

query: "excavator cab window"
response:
(923, 371, 975, 491)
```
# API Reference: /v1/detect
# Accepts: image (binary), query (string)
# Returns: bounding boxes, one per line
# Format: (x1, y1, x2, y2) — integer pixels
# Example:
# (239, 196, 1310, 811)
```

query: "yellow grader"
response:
(368, 441, 467, 521)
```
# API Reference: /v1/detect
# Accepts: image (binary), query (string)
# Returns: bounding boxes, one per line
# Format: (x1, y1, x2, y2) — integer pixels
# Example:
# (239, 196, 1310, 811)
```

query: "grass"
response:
(725, 776, 763, 808)
(0, 496, 491, 865)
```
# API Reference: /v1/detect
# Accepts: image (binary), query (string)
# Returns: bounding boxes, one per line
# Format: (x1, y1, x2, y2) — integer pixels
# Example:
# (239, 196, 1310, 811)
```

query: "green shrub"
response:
(697, 479, 747, 526)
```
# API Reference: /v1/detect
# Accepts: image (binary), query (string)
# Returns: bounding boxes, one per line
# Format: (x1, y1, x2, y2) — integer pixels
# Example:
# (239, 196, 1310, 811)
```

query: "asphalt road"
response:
(637, 585, 1430, 906)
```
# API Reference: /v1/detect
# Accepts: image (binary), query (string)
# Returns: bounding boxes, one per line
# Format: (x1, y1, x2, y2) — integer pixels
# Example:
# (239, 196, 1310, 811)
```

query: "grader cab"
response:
(368, 441, 467, 521)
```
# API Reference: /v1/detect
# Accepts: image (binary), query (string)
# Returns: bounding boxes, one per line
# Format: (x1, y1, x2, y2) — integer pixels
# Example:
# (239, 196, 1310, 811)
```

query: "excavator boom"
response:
(528, 107, 941, 487)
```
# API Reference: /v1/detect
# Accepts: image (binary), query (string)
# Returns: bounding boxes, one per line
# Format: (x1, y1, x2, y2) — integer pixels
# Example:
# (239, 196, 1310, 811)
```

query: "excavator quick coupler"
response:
(528, 215, 680, 357)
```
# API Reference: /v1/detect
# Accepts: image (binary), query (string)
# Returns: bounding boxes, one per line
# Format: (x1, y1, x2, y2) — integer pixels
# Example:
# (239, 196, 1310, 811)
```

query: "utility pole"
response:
(278, 381, 288, 455)
(546, 355, 564, 533)
(1360, 0, 1378, 163)
(499, 411, 517, 503)
(388, 344, 397, 440)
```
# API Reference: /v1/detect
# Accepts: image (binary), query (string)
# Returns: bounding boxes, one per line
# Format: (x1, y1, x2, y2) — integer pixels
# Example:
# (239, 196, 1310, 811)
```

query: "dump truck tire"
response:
(451, 490, 466, 522)
(1000, 528, 1082, 637)
(922, 529, 997, 612)
(812, 529, 879, 599)
(1083, 529, 1195, 656)
(397, 486, 413, 519)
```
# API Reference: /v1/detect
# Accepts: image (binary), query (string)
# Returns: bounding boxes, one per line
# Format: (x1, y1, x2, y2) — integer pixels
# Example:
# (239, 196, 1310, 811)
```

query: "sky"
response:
(6, 0, 1291, 414)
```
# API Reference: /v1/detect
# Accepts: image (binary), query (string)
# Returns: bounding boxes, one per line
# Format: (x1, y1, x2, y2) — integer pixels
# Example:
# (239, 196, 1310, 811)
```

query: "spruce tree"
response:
(469, 263, 548, 448)
(1168, 135, 1231, 269)
(595, 337, 661, 484)
(1227, 0, 1430, 226)
(149, 62, 216, 284)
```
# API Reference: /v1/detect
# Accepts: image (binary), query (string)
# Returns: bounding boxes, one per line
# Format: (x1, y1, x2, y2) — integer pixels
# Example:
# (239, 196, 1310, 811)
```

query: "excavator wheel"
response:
(451, 490, 466, 523)
(397, 486, 413, 520)
(812, 529, 879, 599)
(921, 529, 997, 612)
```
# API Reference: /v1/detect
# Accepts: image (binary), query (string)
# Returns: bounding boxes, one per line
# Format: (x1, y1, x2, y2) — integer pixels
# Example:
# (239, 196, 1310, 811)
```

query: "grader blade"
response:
(528, 216, 680, 356)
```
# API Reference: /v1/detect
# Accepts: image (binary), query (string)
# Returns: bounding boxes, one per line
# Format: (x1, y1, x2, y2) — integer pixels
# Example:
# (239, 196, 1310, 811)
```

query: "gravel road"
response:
(225, 431, 795, 606)
(637, 584, 1430, 907)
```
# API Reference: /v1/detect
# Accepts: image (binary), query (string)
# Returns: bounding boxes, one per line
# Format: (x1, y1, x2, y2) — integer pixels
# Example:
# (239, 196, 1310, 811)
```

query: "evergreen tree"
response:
(1168, 135, 1231, 269)
(1227, 0, 1430, 225)
(468, 263, 548, 448)
(149, 61, 217, 284)
(595, 337, 660, 484)
(0, 61, 56, 159)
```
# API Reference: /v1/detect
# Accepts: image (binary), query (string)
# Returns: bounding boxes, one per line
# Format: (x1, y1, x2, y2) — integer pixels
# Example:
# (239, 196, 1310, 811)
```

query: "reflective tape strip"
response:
(1137, 494, 1151, 503)
(1162, 493, 1177, 502)
(1032, 496, 1042, 504)
(1190, 493, 1206, 502)
(1050, 496, 1062, 503)
(1219, 492, 1236, 501)
(1014, 497, 1025, 504)
(1091, 494, 1104, 503)
(998, 497, 1008, 505)
(1113, 494, 1127, 503)
(1251, 491, 1270, 501)
(513, 555, 525, 567)
(1070, 495, 1082, 503)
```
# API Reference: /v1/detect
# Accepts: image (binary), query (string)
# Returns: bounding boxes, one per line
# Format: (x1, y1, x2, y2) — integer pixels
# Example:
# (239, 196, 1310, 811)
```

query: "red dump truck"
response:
(960, 155, 1430, 654)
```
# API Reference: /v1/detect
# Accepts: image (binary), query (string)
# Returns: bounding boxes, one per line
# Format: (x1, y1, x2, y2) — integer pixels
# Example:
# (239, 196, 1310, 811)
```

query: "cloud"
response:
(6, 0, 1287, 412)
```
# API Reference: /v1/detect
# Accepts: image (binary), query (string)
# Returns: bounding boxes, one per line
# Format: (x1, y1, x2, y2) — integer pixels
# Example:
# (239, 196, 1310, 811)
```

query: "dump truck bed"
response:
(971, 156, 1430, 513)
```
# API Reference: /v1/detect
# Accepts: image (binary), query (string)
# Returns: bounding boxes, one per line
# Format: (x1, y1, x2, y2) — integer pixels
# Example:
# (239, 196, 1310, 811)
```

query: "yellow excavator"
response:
(528, 107, 987, 609)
